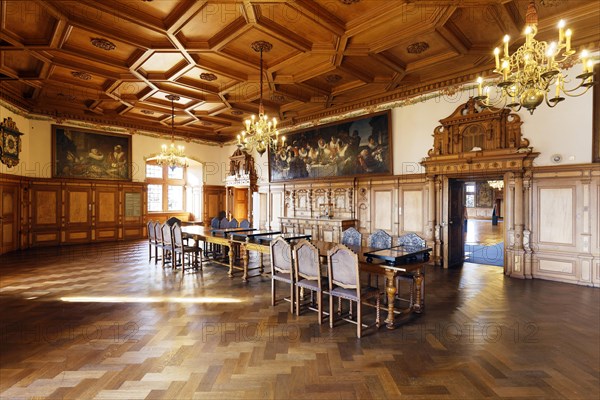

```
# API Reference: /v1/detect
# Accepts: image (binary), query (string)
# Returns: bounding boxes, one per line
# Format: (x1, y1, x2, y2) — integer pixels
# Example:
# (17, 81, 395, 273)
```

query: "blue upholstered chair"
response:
(395, 233, 427, 307)
(341, 227, 362, 247)
(228, 218, 239, 228)
(239, 219, 250, 228)
(367, 229, 392, 249)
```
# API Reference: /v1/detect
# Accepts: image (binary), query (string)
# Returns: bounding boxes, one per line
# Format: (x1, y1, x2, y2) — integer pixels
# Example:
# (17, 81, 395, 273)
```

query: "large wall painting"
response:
(269, 111, 392, 182)
(52, 125, 131, 180)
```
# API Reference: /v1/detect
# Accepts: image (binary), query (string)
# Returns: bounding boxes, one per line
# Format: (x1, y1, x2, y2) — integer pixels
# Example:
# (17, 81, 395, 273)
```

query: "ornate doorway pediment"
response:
(421, 98, 538, 176)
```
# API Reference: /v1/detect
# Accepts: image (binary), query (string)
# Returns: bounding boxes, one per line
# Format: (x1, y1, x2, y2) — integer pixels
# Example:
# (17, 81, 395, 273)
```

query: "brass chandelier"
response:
(475, 0, 596, 115)
(237, 41, 285, 156)
(156, 94, 188, 169)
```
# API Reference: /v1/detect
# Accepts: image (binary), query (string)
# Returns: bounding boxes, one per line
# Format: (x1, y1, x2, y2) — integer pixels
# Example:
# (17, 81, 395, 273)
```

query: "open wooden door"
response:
(447, 179, 465, 268)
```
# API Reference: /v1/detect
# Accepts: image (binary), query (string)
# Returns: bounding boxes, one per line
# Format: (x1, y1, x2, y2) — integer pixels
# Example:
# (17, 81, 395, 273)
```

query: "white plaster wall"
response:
(0, 103, 233, 185)
(391, 88, 594, 173)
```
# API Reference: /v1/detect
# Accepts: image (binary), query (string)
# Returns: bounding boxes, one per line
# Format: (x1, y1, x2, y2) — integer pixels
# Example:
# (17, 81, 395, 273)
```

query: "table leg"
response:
(384, 269, 397, 329)
(228, 245, 234, 278)
(242, 245, 249, 282)
(259, 253, 264, 274)
(413, 268, 424, 313)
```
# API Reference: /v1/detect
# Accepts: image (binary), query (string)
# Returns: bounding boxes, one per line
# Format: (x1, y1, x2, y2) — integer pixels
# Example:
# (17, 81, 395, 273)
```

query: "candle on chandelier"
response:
(565, 29, 572, 52)
(581, 50, 589, 72)
(558, 20, 565, 43)
(493, 48, 500, 70)
(555, 76, 561, 98)
(587, 60, 594, 74)
(501, 59, 509, 81)
(237, 134, 241, 145)
(524, 26, 532, 46)
(476, 77, 483, 96)
(503, 35, 510, 58)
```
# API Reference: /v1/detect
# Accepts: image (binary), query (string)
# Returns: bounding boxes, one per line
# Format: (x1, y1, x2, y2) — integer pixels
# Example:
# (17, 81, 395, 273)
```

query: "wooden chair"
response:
(147, 220, 159, 264)
(270, 236, 294, 313)
(366, 229, 392, 288)
(293, 239, 327, 324)
(327, 244, 380, 338)
(367, 229, 392, 249)
(395, 233, 426, 307)
(228, 218, 239, 228)
(219, 217, 229, 229)
(240, 219, 250, 228)
(159, 222, 175, 268)
(341, 227, 362, 246)
(172, 223, 201, 273)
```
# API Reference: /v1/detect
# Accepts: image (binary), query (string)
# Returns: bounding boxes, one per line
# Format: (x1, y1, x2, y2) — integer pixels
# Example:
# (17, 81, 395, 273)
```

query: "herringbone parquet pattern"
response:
(0, 241, 598, 399)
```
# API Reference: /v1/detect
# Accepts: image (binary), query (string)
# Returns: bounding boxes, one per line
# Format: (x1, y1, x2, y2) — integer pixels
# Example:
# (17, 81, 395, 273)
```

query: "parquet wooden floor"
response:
(1, 241, 598, 400)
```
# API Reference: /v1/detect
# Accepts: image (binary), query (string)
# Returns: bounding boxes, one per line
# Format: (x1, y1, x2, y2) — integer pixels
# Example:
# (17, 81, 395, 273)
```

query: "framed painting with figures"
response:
(52, 125, 131, 180)
(268, 111, 392, 182)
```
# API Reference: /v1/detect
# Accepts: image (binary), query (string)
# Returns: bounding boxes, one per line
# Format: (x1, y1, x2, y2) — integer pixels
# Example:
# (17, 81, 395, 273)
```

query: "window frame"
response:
(145, 160, 186, 212)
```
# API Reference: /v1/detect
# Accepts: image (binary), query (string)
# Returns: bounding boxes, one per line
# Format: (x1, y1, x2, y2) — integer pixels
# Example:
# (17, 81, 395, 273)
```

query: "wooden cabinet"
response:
(0, 173, 147, 250)
(279, 217, 356, 243)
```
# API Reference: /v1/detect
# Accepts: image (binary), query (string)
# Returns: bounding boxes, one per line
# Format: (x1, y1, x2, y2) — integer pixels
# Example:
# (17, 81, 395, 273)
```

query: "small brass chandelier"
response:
(475, 0, 596, 115)
(156, 94, 188, 169)
(237, 41, 285, 156)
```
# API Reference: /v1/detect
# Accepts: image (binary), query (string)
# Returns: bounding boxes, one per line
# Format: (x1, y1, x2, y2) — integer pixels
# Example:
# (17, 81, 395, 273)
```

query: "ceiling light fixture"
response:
(237, 41, 285, 156)
(475, 1, 596, 115)
(155, 94, 188, 169)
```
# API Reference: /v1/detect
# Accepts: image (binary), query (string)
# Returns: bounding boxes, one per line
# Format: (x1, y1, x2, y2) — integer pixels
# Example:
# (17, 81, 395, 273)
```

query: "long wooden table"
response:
(231, 232, 313, 280)
(181, 226, 430, 328)
(311, 241, 431, 329)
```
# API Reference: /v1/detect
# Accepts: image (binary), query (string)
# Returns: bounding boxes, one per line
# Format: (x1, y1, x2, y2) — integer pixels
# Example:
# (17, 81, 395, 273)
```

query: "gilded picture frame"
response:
(52, 125, 132, 180)
(268, 110, 392, 182)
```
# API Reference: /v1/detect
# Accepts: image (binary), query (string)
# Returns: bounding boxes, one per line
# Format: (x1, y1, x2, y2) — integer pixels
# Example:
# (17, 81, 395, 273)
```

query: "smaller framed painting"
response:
(52, 125, 131, 180)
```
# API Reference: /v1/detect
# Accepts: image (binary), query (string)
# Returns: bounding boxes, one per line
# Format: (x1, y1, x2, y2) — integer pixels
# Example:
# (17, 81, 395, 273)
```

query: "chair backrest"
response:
(161, 223, 172, 246)
(239, 219, 250, 228)
(210, 217, 220, 228)
(368, 229, 392, 249)
(397, 232, 426, 248)
(293, 239, 321, 282)
(270, 236, 293, 274)
(172, 223, 183, 247)
(166, 216, 182, 226)
(341, 227, 362, 247)
(147, 220, 156, 241)
(327, 244, 359, 291)
(219, 217, 229, 229)
(228, 218, 239, 228)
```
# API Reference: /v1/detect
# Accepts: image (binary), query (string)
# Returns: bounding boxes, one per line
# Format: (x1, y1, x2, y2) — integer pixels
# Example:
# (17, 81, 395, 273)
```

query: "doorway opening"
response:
(463, 180, 504, 266)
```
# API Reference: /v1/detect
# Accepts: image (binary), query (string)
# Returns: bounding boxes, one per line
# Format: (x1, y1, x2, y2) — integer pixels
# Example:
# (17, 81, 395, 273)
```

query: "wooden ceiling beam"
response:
(76, 0, 167, 34)
(287, 0, 346, 37)
(338, 63, 373, 84)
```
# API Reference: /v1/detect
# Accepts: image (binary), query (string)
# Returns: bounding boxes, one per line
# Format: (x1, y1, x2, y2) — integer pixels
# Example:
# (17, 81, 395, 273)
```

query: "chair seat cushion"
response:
(296, 278, 325, 291)
(273, 272, 293, 283)
(331, 286, 379, 301)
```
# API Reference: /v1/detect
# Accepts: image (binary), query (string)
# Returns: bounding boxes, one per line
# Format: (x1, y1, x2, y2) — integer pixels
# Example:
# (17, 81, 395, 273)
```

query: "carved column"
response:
(511, 172, 525, 279)
(522, 170, 533, 279)
(426, 176, 436, 244)
(247, 187, 253, 226)
(434, 176, 443, 266)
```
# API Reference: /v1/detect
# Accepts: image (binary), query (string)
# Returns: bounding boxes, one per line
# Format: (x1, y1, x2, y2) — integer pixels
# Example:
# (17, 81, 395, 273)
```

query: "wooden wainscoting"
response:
(0, 173, 147, 252)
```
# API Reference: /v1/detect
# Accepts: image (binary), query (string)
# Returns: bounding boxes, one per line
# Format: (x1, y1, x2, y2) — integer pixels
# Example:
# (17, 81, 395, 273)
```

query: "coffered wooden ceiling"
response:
(1, 0, 598, 144)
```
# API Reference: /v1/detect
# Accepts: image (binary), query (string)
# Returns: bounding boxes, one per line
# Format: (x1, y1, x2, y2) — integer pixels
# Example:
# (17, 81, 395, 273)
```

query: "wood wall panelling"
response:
(0, 183, 19, 254)
(538, 187, 575, 246)
(402, 189, 423, 233)
(372, 189, 393, 232)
